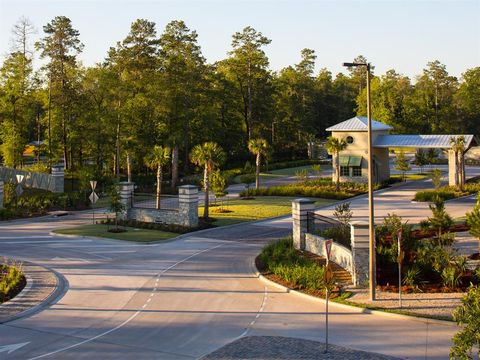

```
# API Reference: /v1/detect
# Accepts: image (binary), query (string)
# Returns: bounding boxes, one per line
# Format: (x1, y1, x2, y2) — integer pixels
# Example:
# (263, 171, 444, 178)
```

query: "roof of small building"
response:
(326, 116, 393, 132)
(373, 134, 475, 149)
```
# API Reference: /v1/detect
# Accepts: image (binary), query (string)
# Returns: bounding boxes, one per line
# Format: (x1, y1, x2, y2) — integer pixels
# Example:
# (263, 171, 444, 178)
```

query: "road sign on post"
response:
(16, 174, 24, 184)
(89, 181, 99, 224)
(398, 228, 403, 308)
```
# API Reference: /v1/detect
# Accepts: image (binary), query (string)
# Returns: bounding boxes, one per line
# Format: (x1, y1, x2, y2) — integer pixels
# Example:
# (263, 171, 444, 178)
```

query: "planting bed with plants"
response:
(375, 205, 479, 293)
(256, 237, 337, 297)
(0, 185, 90, 220)
(241, 177, 372, 200)
(0, 262, 25, 304)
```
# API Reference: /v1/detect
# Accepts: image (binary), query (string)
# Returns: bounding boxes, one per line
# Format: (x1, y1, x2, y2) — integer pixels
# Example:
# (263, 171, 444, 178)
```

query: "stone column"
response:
(118, 182, 134, 220)
(448, 149, 458, 187)
(51, 166, 64, 193)
(0, 181, 4, 209)
(292, 198, 315, 250)
(179, 185, 199, 228)
(350, 221, 371, 287)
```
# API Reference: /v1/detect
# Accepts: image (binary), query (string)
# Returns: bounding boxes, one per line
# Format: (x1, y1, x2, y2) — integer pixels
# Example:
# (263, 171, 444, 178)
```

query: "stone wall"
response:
(0, 165, 64, 193)
(304, 233, 353, 273)
(292, 199, 370, 287)
(119, 182, 199, 228)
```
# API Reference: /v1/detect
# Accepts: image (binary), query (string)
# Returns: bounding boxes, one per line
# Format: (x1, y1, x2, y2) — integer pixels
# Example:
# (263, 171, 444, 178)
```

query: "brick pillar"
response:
(179, 185, 199, 228)
(292, 198, 315, 250)
(448, 149, 458, 187)
(350, 221, 371, 287)
(51, 166, 64, 193)
(0, 181, 4, 208)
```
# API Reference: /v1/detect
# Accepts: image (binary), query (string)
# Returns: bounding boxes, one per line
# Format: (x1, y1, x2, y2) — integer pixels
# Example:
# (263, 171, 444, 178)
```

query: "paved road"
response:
(0, 167, 477, 359)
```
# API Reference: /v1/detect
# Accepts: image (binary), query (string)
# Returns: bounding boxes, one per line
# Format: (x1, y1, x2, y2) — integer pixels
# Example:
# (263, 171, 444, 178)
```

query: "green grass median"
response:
(201, 196, 335, 226)
(54, 224, 178, 243)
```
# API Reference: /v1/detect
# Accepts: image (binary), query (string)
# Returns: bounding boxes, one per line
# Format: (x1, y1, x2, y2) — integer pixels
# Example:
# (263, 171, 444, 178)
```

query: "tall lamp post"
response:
(342, 61, 376, 301)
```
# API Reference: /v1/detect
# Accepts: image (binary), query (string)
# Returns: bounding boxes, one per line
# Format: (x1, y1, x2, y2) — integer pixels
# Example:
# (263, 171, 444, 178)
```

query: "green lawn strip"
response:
(390, 173, 430, 181)
(54, 224, 178, 243)
(201, 196, 335, 226)
(331, 292, 454, 322)
(233, 165, 318, 183)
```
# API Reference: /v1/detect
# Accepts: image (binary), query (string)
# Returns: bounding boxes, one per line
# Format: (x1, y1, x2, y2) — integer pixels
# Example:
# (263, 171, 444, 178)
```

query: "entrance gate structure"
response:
(326, 116, 475, 186)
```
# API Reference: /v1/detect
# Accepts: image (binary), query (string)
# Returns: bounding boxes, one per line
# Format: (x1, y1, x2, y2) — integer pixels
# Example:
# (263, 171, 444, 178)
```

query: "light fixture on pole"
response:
(342, 61, 376, 301)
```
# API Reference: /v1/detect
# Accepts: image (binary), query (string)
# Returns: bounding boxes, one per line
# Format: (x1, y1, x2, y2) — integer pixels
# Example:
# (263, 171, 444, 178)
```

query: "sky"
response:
(0, 0, 479, 79)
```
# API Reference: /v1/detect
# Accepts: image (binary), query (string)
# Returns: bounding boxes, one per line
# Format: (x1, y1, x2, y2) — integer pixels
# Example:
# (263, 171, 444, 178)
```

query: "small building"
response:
(326, 116, 475, 185)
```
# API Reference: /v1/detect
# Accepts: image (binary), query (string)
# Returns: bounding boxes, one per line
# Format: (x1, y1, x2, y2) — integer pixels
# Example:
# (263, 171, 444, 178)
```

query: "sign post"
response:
(15, 174, 24, 208)
(324, 239, 333, 354)
(89, 181, 99, 224)
(398, 228, 403, 308)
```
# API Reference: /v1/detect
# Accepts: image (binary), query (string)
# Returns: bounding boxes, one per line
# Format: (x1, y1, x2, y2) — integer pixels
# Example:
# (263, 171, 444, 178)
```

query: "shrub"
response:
(450, 286, 480, 359)
(0, 262, 25, 303)
(402, 266, 421, 288)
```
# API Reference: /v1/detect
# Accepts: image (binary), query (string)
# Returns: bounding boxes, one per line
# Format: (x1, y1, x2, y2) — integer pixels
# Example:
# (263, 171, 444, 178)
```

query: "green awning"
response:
(339, 155, 362, 167)
(339, 156, 349, 166)
(349, 156, 362, 167)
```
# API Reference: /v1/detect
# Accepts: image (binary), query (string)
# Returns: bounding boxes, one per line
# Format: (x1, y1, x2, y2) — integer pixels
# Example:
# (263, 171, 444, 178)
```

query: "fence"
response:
(307, 212, 342, 234)
(131, 192, 179, 210)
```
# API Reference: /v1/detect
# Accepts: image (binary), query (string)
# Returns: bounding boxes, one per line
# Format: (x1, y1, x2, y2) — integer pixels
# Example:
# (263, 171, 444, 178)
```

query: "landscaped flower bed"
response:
(0, 262, 26, 304)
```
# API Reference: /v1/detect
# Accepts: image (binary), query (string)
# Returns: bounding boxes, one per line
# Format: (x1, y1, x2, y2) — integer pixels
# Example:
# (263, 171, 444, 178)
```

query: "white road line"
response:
(238, 286, 268, 339)
(27, 243, 224, 360)
(0, 239, 91, 244)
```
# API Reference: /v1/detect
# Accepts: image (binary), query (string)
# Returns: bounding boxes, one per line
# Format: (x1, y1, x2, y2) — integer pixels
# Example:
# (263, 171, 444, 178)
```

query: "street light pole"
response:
(342, 61, 376, 301)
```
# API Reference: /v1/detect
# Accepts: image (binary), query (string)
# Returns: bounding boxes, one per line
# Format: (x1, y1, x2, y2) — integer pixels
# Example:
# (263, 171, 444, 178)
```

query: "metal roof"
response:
(373, 134, 475, 149)
(326, 116, 393, 132)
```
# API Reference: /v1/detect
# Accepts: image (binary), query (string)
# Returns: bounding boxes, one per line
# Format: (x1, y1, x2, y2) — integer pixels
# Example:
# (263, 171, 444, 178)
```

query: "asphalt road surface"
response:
(1, 168, 476, 359)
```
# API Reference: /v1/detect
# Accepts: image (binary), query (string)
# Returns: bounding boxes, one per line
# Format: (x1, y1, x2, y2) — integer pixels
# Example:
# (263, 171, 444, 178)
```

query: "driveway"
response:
(1, 167, 478, 359)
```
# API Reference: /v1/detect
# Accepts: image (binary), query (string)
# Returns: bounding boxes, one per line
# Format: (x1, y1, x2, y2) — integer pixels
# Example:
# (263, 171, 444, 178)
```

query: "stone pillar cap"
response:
(292, 198, 315, 204)
(118, 181, 134, 185)
(179, 185, 198, 189)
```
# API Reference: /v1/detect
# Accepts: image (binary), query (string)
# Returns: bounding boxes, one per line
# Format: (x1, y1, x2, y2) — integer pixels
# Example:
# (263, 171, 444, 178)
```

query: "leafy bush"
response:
(239, 173, 256, 185)
(414, 183, 480, 202)
(450, 285, 480, 359)
(240, 178, 370, 200)
(0, 262, 25, 303)
(259, 237, 333, 292)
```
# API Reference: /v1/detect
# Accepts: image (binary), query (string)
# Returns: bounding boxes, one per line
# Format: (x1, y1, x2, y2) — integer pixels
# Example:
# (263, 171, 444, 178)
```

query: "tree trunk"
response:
(47, 79, 52, 166)
(255, 153, 261, 190)
(335, 153, 340, 192)
(115, 101, 121, 179)
(156, 165, 162, 210)
(126, 151, 132, 183)
(203, 165, 209, 219)
(171, 145, 179, 187)
(247, 59, 252, 141)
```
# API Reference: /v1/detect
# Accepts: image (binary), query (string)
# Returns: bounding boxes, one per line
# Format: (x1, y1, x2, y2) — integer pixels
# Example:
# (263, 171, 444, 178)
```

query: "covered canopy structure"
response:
(326, 116, 476, 186)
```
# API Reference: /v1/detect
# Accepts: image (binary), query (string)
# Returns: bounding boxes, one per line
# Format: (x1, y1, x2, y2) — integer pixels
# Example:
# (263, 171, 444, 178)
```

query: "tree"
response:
(455, 67, 480, 135)
(466, 193, 480, 254)
(190, 142, 226, 219)
(325, 136, 347, 192)
(395, 150, 411, 181)
(431, 168, 443, 189)
(144, 145, 171, 209)
(413, 149, 428, 173)
(108, 182, 125, 232)
(210, 170, 228, 211)
(248, 138, 269, 189)
(428, 195, 453, 236)
(450, 136, 466, 189)
(450, 285, 480, 359)
(36, 16, 84, 169)
(225, 26, 272, 142)
(107, 19, 160, 181)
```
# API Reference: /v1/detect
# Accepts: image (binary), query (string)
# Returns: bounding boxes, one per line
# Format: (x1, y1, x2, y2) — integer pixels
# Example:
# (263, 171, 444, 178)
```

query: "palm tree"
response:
(326, 136, 347, 192)
(248, 138, 269, 190)
(190, 142, 226, 219)
(145, 145, 171, 209)
(450, 136, 466, 190)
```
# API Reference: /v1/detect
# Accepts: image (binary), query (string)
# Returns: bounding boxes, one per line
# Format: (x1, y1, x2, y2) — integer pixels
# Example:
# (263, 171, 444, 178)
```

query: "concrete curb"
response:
(252, 259, 455, 327)
(0, 259, 68, 324)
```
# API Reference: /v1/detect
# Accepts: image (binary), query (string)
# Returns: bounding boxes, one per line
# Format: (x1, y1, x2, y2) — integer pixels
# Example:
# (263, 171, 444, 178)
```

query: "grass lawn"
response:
(200, 196, 336, 226)
(391, 173, 430, 181)
(54, 224, 178, 243)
